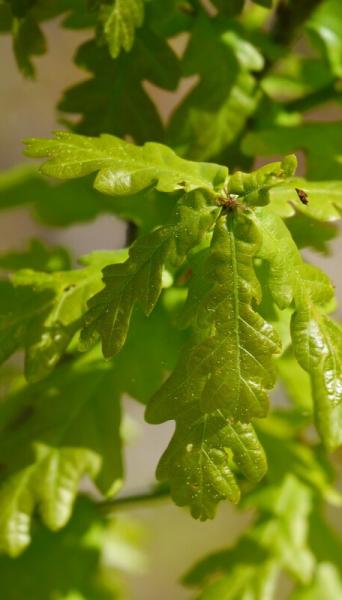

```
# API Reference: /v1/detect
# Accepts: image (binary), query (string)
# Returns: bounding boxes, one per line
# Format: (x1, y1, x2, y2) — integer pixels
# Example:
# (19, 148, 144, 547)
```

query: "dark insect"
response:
(295, 187, 309, 205)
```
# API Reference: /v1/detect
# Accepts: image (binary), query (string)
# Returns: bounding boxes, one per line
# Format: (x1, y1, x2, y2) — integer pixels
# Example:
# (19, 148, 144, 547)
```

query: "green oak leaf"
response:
(242, 123, 342, 180)
(167, 15, 261, 163)
(0, 496, 139, 599)
(307, 0, 342, 77)
(80, 192, 219, 357)
(98, 0, 145, 58)
(0, 354, 122, 557)
(12, 15, 46, 78)
(269, 178, 342, 221)
(0, 250, 126, 381)
(24, 131, 227, 196)
(0, 239, 71, 272)
(291, 309, 342, 451)
(227, 154, 297, 207)
(147, 404, 267, 520)
(185, 475, 314, 597)
(284, 214, 339, 255)
(255, 208, 342, 450)
(145, 214, 283, 518)
(59, 29, 180, 142)
(149, 215, 281, 420)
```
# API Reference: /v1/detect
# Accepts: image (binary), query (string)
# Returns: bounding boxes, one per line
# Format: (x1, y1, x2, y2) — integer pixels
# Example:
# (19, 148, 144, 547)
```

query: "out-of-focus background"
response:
(0, 18, 341, 600)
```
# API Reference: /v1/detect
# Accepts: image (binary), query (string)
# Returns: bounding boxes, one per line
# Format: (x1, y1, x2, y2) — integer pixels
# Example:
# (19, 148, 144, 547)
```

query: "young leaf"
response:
(269, 178, 342, 222)
(98, 0, 145, 58)
(24, 131, 227, 196)
(0, 355, 122, 557)
(80, 192, 219, 357)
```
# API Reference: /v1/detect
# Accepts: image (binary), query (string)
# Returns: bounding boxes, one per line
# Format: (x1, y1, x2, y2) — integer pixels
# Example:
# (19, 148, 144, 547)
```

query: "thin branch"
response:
(98, 485, 170, 513)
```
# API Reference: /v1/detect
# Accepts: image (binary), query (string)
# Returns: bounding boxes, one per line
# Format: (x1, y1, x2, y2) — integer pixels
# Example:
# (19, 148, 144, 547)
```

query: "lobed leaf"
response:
(146, 213, 281, 518)
(242, 123, 342, 180)
(185, 475, 315, 597)
(147, 404, 267, 520)
(24, 131, 227, 196)
(255, 208, 342, 450)
(269, 178, 342, 222)
(80, 192, 219, 357)
(59, 29, 181, 142)
(0, 355, 122, 556)
(98, 0, 145, 58)
(0, 250, 126, 382)
(167, 15, 261, 163)
(0, 497, 138, 599)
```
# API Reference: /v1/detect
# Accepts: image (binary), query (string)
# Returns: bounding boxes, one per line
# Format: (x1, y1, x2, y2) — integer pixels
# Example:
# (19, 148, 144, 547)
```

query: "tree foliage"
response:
(0, 0, 342, 598)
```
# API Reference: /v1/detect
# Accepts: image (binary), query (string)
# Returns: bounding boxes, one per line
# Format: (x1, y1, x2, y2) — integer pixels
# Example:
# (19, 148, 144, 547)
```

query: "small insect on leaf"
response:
(295, 187, 309, 205)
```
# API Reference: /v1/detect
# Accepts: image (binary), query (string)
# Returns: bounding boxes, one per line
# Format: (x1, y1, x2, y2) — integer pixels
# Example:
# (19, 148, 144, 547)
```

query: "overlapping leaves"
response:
(0, 496, 143, 599)
(0, 250, 126, 381)
(0, 353, 122, 556)
(80, 191, 219, 357)
(145, 215, 279, 519)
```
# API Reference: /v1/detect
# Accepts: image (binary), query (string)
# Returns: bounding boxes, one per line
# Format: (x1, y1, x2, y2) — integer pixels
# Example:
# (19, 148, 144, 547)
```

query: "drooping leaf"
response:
(0, 496, 142, 599)
(0, 250, 126, 381)
(24, 131, 227, 196)
(147, 404, 267, 520)
(255, 208, 342, 450)
(149, 214, 281, 419)
(291, 309, 342, 451)
(12, 14, 46, 78)
(98, 0, 145, 59)
(0, 354, 122, 556)
(307, 0, 342, 77)
(80, 192, 219, 357)
(145, 214, 282, 518)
